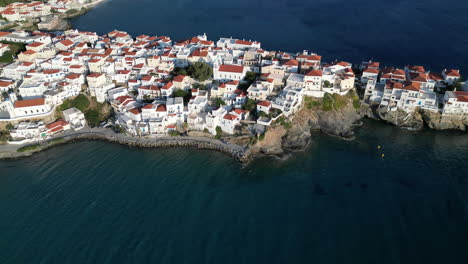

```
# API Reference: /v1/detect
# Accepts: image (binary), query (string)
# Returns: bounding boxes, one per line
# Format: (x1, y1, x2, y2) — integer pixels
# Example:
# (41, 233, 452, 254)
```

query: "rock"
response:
(251, 96, 363, 158)
(374, 106, 424, 131)
(420, 110, 468, 131)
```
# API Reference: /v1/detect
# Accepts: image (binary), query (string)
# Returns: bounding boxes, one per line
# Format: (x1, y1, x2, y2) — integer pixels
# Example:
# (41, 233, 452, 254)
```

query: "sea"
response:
(1, 0, 468, 263)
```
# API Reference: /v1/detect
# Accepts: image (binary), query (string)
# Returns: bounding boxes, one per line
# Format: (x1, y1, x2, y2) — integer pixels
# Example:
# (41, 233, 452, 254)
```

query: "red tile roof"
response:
(219, 65, 244, 73)
(14, 98, 45, 108)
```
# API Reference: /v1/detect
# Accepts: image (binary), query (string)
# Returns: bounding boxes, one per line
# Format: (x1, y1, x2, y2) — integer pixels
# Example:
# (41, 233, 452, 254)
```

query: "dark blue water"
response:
(72, 0, 468, 73)
(1, 121, 468, 263)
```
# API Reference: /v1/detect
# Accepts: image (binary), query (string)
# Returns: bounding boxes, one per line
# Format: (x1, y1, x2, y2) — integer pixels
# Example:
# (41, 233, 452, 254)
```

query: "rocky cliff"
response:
(362, 103, 468, 131)
(251, 97, 362, 158)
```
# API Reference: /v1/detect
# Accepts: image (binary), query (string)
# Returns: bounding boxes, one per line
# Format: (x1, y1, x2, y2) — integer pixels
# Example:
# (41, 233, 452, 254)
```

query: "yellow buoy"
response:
(381, 153, 385, 158)
(378, 145, 381, 149)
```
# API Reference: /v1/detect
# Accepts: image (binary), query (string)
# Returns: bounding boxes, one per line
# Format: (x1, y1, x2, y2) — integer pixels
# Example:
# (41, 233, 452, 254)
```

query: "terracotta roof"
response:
(87, 73, 103, 78)
(445, 69, 461, 77)
(223, 114, 238, 121)
(156, 104, 167, 112)
(173, 75, 186, 82)
(219, 65, 244, 73)
(306, 70, 323, 77)
(257, 101, 271, 107)
(14, 98, 45, 108)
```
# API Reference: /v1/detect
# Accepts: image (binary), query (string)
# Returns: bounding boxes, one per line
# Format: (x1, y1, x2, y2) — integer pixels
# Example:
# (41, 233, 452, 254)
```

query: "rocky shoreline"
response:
(0, 131, 251, 163)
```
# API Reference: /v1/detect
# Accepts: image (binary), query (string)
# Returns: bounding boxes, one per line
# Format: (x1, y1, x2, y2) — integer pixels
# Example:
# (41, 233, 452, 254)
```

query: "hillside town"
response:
(0, 28, 466, 145)
(0, 0, 103, 30)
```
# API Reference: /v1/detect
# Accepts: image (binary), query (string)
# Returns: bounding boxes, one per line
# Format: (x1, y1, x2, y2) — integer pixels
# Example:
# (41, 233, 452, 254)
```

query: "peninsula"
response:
(0, 26, 467, 161)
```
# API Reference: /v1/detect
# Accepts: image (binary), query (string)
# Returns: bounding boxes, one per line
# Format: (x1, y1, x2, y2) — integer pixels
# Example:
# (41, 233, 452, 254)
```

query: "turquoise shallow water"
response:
(1, 120, 468, 263)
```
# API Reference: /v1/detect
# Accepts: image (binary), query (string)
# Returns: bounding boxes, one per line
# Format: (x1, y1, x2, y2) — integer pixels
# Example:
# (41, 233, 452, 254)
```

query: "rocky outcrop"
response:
(420, 110, 468, 131)
(362, 103, 468, 131)
(374, 106, 424, 131)
(252, 99, 362, 158)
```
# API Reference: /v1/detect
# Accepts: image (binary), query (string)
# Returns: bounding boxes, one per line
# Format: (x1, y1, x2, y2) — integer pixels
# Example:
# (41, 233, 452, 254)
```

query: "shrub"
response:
(212, 97, 226, 107)
(168, 130, 180, 137)
(242, 99, 256, 111)
(277, 116, 292, 129)
(5, 123, 14, 130)
(187, 62, 212, 81)
(214, 126, 222, 139)
(17, 144, 40, 152)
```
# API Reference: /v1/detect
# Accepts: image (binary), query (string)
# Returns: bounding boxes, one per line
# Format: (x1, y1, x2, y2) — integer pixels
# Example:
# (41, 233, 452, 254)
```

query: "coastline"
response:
(0, 128, 251, 162)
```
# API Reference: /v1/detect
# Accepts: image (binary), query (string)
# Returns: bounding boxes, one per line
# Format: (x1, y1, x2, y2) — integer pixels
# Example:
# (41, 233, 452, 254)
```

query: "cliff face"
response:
(374, 106, 424, 131)
(420, 110, 468, 131)
(362, 104, 468, 131)
(251, 100, 362, 158)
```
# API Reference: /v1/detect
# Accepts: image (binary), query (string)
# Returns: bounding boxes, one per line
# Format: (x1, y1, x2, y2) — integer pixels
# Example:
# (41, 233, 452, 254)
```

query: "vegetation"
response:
(212, 97, 226, 107)
(322, 93, 348, 111)
(0, 0, 26, 7)
(238, 71, 259, 90)
(65, 9, 79, 15)
(58, 94, 90, 112)
(242, 98, 256, 112)
(203, 128, 209, 133)
(85, 109, 100, 127)
(168, 130, 180, 137)
(187, 62, 212, 81)
(17, 144, 40, 152)
(445, 79, 463, 91)
(0, 130, 10, 143)
(172, 67, 188, 76)
(323, 80, 332, 88)
(258, 133, 265, 141)
(192, 83, 207, 90)
(172, 88, 191, 104)
(5, 123, 13, 130)
(276, 116, 292, 129)
(58, 94, 110, 127)
(0, 41, 25, 63)
(348, 91, 361, 110)
(214, 126, 222, 139)
(304, 96, 321, 109)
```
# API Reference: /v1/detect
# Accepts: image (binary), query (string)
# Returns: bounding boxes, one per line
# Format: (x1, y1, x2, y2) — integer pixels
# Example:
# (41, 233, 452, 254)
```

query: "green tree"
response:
(244, 71, 259, 84)
(5, 123, 14, 130)
(214, 126, 222, 139)
(242, 98, 256, 111)
(212, 97, 226, 107)
(187, 62, 213, 81)
(172, 67, 188, 76)
(323, 80, 331, 88)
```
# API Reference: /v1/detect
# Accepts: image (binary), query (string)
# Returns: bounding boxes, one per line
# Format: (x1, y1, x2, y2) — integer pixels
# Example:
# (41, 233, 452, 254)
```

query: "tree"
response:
(5, 123, 14, 130)
(244, 71, 259, 84)
(192, 83, 207, 90)
(172, 88, 188, 98)
(172, 67, 188, 76)
(323, 80, 331, 88)
(214, 126, 222, 139)
(172, 89, 191, 104)
(212, 97, 226, 107)
(187, 62, 212, 81)
(242, 98, 256, 111)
